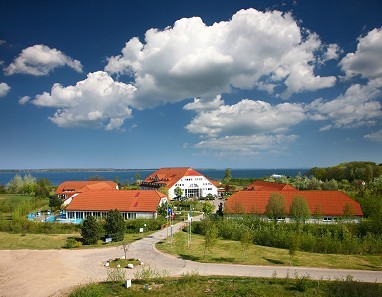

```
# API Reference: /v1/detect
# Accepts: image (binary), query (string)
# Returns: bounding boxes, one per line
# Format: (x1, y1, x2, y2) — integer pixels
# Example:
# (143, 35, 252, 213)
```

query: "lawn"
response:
(157, 232, 382, 271)
(0, 232, 147, 250)
(68, 276, 382, 297)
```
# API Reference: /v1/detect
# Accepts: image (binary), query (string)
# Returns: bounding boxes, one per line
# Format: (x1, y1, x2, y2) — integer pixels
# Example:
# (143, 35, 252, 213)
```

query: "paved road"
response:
(0, 216, 381, 297)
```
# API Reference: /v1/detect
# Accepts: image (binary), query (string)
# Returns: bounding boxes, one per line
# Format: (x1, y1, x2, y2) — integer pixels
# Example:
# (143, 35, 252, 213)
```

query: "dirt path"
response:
(1, 218, 381, 297)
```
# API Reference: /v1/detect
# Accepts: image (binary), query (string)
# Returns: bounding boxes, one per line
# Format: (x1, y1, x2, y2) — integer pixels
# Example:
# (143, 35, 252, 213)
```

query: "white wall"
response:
(169, 175, 218, 199)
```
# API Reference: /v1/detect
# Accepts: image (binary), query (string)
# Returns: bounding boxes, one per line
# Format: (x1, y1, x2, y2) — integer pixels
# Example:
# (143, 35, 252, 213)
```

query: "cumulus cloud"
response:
(364, 129, 382, 142)
(307, 79, 382, 129)
(4, 44, 83, 76)
(105, 8, 336, 106)
(31, 71, 136, 129)
(18, 96, 30, 105)
(183, 95, 224, 112)
(186, 99, 306, 137)
(194, 134, 298, 155)
(339, 27, 382, 80)
(185, 98, 305, 153)
(0, 82, 10, 97)
(306, 28, 382, 131)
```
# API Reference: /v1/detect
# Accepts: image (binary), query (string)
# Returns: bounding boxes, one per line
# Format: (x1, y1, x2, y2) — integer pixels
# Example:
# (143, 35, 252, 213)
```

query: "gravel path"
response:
(0, 217, 381, 297)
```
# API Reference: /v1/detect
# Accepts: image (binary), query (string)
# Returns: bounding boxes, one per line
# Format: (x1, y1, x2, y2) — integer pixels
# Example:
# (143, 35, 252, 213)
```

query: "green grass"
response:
(157, 232, 382, 271)
(108, 258, 140, 268)
(0, 232, 146, 250)
(68, 276, 382, 297)
(0, 232, 78, 249)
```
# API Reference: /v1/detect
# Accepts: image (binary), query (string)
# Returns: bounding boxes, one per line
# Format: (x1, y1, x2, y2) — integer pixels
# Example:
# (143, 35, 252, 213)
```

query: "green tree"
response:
(290, 196, 311, 224)
(49, 195, 62, 210)
(265, 193, 286, 222)
(5, 174, 23, 193)
(105, 209, 125, 242)
(81, 216, 103, 245)
(223, 168, 232, 184)
(22, 174, 37, 195)
(203, 221, 218, 258)
(240, 229, 252, 259)
(202, 201, 214, 216)
(35, 178, 52, 198)
(216, 202, 224, 217)
(174, 186, 183, 198)
(158, 186, 169, 197)
(157, 201, 171, 218)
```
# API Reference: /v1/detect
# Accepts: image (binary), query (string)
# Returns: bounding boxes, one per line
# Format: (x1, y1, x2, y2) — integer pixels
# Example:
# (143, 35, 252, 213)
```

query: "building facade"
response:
(225, 182, 363, 223)
(64, 190, 168, 220)
(140, 167, 219, 200)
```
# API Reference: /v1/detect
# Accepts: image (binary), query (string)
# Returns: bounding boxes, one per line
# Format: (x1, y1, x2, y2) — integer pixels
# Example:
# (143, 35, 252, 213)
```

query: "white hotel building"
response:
(140, 167, 219, 200)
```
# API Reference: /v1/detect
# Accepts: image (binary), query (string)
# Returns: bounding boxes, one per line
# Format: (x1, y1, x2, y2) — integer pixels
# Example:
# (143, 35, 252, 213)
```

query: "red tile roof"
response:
(142, 167, 208, 189)
(56, 181, 117, 195)
(66, 190, 167, 212)
(245, 180, 296, 191)
(225, 190, 363, 217)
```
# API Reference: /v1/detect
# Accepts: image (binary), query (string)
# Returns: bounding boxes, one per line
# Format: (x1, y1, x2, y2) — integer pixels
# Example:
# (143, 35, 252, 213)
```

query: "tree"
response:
(240, 229, 252, 259)
(223, 168, 232, 184)
(158, 186, 169, 197)
(81, 216, 103, 245)
(290, 196, 311, 224)
(174, 187, 183, 198)
(216, 202, 224, 217)
(202, 201, 214, 216)
(88, 175, 104, 181)
(49, 195, 62, 210)
(5, 174, 23, 193)
(121, 241, 132, 259)
(105, 209, 125, 242)
(203, 221, 218, 258)
(265, 193, 286, 222)
(35, 178, 52, 198)
(157, 202, 171, 218)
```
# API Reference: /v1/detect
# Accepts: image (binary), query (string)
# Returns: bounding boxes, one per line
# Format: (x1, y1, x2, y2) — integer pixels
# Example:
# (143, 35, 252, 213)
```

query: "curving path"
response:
(0, 217, 381, 297)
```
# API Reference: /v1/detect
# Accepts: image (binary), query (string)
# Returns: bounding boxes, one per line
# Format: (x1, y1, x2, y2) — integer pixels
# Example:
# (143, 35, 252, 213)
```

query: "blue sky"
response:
(0, 0, 381, 169)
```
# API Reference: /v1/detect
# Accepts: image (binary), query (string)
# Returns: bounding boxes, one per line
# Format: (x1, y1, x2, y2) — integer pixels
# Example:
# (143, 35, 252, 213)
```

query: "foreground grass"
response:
(69, 276, 382, 297)
(0, 232, 145, 250)
(157, 233, 382, 271)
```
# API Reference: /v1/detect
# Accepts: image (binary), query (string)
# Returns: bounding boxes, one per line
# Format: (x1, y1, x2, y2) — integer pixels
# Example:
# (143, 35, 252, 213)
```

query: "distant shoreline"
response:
(0, 167, 309, 173)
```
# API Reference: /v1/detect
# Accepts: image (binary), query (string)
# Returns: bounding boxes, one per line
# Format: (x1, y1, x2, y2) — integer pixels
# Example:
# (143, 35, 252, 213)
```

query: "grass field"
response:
(157, 232, 382, 271)
(0, 232, 147, 250)
(68, 276, 382, 297)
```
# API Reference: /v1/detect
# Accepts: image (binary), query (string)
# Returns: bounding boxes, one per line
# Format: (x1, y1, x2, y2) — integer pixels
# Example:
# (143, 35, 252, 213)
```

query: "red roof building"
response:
(141, 167, 219, 199)
(225, 188, 363, 223)
(245, 180, 296, 191)
(56, 181, 118, 199)
(64, 190, 168, 220)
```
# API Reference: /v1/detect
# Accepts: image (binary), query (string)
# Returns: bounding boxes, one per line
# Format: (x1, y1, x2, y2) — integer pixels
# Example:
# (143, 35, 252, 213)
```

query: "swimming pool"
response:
(44, 216, 83, 224)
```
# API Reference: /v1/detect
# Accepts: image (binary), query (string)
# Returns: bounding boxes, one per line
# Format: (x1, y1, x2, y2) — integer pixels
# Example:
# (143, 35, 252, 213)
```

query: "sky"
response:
(0, 0, 381, 170)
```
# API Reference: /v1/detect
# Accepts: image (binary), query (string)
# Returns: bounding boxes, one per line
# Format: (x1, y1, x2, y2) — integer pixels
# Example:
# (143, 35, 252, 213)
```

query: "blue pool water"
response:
(43, 215, 83, 224)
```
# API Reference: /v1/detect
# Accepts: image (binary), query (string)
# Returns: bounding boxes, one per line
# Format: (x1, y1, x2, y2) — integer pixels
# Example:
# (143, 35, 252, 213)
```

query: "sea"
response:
(0, 168, 308, 186)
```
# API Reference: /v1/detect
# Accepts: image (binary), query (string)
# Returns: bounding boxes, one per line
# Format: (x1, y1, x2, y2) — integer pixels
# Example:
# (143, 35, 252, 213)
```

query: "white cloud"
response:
(4, 44, 83, 76)
(105, 8, 336, 106)
(186, 99, 306, 137)
(364, 129, 382, 142)
(308, 77, 382, 129)
(194, 134, 298, 155)
(18, 96, 30, 105)
(0, 82, 10, 97)
(31, 71, 136, 129)
(183, 95, 224, 112)
(185, 98, 304, 154)
(339, 27, 382, 80)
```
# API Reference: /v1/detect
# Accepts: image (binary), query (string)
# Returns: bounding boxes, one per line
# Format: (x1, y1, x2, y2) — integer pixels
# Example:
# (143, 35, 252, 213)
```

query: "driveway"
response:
(0, 217, 381, 297)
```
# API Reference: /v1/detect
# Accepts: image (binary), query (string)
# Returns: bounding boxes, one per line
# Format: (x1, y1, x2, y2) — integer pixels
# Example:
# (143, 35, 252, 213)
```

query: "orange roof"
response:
(66, 190, 167, 212)
(56, 181, 117, 195)
(225, 190, 363, 217)
(245, 181, 296, 191)
(141, 167, 207, 188)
